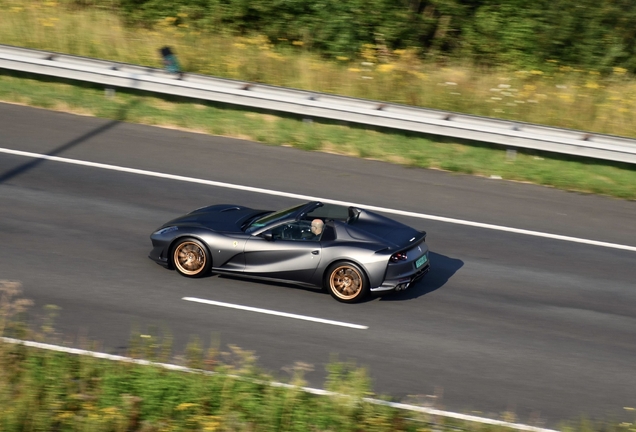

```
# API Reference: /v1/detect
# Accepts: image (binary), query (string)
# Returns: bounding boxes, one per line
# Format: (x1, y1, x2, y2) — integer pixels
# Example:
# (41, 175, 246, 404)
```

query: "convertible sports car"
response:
(149, 201, 430, 303)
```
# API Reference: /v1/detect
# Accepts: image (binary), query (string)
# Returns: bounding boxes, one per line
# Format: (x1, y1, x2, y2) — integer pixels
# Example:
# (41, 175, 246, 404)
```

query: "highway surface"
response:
(1, 102, 635, 427)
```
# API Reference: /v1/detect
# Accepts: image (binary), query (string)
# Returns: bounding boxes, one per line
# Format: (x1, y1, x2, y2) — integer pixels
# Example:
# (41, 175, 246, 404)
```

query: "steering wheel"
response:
(281, 224, 293, 240)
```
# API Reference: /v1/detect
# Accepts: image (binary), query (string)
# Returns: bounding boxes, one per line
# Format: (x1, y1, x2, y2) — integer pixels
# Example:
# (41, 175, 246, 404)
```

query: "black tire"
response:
(325, 261, 369, 303)
(171, 238, 211, 278)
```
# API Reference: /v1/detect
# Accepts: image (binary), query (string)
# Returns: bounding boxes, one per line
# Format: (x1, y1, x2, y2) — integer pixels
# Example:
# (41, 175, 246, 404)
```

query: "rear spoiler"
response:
(400, 230, 427, 250)
(375, 231, 427, 254)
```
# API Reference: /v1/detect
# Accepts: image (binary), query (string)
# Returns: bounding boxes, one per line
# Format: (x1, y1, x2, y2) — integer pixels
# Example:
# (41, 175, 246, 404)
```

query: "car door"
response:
(243, 221, 322, 283)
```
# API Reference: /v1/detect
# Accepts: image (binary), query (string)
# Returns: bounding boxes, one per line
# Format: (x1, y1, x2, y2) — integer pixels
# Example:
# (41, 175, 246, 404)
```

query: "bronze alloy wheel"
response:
(329, 265, 364, 301)
(173, 240, 207, 276)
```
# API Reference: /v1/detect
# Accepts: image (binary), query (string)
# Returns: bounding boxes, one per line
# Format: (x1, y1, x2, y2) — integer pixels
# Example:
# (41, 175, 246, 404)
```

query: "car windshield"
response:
(244, 203, 305, 233)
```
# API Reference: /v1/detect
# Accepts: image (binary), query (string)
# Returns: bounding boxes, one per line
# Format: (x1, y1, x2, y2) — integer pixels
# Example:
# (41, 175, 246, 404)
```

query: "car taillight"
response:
(390, 252, 407, 262)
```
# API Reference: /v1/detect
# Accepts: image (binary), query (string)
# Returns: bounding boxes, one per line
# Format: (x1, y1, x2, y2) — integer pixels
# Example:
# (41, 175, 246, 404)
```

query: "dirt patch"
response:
(152, 100, 177, 111)
(320, 142, 359, 157)
(244, 112, 279, 123)
(386, 154, 411, 165)
(53, 102, 94, 116)
(154, 124, 210, 135)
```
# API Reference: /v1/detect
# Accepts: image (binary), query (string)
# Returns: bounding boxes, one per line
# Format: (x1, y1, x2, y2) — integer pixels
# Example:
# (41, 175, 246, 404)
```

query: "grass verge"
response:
(1, 71, 636, 200)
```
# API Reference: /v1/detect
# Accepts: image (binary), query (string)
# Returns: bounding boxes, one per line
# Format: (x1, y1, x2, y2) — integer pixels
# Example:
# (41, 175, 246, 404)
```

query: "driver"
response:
(310, 219, 324, 238)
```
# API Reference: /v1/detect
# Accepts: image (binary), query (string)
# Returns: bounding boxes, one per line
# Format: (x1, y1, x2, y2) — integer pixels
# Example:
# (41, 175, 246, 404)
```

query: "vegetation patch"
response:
(1, 0, 636, 138)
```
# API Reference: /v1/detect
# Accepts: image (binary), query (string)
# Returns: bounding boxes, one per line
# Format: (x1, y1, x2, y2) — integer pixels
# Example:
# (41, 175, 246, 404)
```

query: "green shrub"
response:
(111, 0, 636, 72)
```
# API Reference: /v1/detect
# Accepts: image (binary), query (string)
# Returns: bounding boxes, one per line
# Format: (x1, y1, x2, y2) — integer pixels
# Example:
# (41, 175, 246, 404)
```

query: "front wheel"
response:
(172, 238, 211, 278)
(325, 262, 369, 303)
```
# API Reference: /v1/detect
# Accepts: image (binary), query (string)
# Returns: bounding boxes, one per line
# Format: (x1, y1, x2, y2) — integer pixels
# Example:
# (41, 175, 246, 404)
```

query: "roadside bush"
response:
(112, 0, 636, 72)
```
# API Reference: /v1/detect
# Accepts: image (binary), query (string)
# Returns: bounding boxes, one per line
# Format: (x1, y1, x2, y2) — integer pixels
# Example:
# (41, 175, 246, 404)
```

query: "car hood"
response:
(162, 204, 266, 233)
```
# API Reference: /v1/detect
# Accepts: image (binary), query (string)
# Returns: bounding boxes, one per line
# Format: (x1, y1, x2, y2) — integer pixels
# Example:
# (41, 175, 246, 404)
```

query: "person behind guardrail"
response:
(159, 46, 183, 79)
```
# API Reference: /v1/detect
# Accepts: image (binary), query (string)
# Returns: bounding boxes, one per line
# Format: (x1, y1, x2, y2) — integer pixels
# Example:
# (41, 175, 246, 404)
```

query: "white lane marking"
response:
(0, 337, 557, 432)
(2, 147, 635, 252)
(182, 297, 368, 330)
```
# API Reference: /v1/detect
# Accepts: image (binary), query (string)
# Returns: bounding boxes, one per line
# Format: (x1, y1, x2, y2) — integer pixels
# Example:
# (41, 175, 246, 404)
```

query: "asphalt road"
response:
(1, 102, 635, 426)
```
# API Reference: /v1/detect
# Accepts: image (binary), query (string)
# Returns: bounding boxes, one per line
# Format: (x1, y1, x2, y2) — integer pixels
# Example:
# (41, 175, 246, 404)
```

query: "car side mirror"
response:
(262, 233, 273, 241)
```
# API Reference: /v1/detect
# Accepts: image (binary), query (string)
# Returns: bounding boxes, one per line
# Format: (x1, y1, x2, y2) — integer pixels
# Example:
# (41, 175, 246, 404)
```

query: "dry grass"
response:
(1, 0, 636, 139)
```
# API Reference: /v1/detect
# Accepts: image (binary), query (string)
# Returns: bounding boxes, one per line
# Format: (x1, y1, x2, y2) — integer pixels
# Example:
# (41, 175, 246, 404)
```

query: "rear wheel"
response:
(172, 238, 211, 278)
(325, 262, 369, 303)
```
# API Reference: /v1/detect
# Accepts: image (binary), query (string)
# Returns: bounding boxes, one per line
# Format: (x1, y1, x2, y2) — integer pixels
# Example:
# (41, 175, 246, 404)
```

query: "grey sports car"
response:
(149, 201, 429, 303)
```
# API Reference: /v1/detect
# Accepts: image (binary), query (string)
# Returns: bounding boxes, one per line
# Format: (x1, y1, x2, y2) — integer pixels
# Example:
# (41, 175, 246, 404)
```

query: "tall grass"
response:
(1, 0, 636, 138)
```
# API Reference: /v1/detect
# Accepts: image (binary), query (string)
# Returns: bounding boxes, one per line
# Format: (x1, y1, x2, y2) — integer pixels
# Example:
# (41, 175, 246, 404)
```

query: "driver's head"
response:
(310, 219, 324, 236)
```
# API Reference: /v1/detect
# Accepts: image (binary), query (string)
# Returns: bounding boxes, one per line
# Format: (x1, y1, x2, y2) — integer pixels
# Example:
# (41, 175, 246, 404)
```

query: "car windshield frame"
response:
(244, 203, 307, 234)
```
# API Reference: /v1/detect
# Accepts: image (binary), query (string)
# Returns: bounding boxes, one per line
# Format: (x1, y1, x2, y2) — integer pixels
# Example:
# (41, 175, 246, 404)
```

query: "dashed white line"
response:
(182, 297, 368, 330)
(2, 147, 635, 252)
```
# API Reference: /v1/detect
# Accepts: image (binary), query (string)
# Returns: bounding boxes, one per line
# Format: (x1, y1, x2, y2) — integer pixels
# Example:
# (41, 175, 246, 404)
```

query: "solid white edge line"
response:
(182, 297, 368, 330)
(1, 147, 635, 253)
(0, 337, 558, 432)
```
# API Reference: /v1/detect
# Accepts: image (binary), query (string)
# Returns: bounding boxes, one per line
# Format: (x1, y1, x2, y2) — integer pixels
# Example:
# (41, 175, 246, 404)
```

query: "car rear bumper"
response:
(371, 262, 430, 292)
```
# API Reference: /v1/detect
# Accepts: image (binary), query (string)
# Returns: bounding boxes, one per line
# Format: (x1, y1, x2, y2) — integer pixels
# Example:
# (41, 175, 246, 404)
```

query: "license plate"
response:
(416, 255, 427, 268)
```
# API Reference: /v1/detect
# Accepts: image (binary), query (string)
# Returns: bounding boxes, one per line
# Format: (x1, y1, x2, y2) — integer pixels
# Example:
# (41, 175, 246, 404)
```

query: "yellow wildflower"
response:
(409, 71, 427, 80)
(377, 64, 395, 73)
(202, 416, 221, 431)
(101, 406, 120, 417)
(176, 402, 198, 411)
(265, 51, 283, 60)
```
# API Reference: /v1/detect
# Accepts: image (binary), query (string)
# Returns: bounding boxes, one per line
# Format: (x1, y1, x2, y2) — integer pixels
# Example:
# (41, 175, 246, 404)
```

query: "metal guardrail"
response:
(2, 44, 636, 165)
